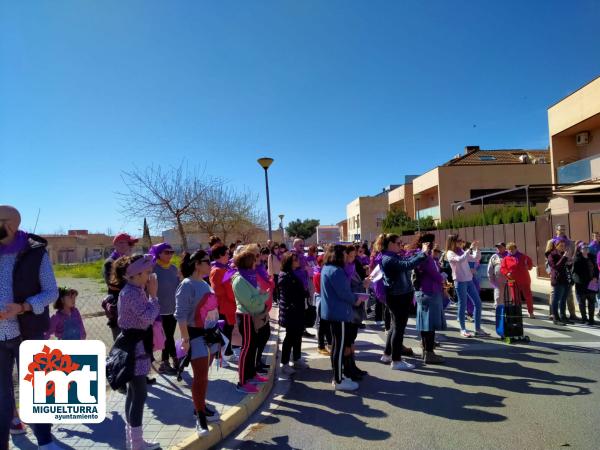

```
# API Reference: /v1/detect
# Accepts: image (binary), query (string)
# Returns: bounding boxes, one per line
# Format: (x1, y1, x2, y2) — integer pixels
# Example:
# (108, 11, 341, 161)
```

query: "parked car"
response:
(476, 248, 496, 300)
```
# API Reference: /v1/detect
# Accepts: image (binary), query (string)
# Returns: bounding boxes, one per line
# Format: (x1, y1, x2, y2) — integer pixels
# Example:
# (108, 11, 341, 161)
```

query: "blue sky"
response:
(2, 1, 600, 236)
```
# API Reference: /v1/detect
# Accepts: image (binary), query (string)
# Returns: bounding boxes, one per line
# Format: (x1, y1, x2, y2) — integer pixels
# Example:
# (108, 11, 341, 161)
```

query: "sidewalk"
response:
(9, 308, 280, 450)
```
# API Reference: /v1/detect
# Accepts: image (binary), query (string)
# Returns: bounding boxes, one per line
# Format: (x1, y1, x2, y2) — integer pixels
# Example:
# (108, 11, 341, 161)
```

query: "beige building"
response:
(547, 75, 600, 214)
(346, 186, 397, 242)
(337, 219, 348, 242)
(411, 147, 552, 222)
(162, 225, 283, 251)
(387, 175, 419, 219)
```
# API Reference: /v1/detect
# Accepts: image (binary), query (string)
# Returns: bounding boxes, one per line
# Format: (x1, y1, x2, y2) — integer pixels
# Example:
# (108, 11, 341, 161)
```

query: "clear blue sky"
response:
(2, 1, 599, 236)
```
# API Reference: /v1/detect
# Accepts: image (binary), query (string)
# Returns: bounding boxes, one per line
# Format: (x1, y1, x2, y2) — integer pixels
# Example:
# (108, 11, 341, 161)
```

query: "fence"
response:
(400, 210, 600, 278)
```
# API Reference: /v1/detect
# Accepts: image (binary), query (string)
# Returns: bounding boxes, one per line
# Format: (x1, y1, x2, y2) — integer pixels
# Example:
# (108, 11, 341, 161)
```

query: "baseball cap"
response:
(494, 242, 506, 248)
(113, 233, 139, 245)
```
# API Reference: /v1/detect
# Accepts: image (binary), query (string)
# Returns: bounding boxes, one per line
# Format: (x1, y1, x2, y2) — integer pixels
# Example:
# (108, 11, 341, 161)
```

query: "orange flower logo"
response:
(23, 345, 80, 396)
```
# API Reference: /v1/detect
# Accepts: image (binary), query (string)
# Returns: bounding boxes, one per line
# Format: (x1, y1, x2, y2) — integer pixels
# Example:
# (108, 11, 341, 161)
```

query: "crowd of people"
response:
(2, 201, 600, 450)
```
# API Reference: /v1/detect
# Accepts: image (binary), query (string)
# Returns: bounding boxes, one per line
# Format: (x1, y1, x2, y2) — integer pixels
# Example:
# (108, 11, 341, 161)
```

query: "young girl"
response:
(113, 254, 160, 450)
(210, 244, 237, 365)
(175, 250, 220, 436)
(46, 287, 86, 340)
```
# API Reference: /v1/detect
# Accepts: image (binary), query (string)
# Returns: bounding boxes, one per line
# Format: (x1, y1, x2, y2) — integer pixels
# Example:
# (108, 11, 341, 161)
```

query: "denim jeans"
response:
(553, 283, 570, 320)
(455, 280, 482, 331)
(0, 336, 53, 450)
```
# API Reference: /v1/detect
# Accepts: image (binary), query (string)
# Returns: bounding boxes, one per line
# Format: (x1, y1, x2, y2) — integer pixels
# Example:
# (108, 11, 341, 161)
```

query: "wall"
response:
(548, 76, 600, 136)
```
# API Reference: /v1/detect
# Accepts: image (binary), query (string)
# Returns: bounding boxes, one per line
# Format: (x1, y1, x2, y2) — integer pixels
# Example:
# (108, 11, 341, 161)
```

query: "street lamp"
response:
(257, 157, 274, 241)
(278, 214, 285, 243)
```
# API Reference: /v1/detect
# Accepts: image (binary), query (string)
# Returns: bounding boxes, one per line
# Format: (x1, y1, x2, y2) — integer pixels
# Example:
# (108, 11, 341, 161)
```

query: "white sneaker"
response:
(380, 354, 392, 363)
(292, 359, 308, 369)
(196, 420, 209, 437)
(391, 360, 415, 371)
(280, 363, 296, 376)
(333, 377, 359, 391)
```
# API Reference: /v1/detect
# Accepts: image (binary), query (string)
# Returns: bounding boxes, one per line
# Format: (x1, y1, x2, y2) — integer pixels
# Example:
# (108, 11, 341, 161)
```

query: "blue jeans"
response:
(0, 336, 53, 450)
(455, 280, 482, 331)
(553, 283, 570, 320)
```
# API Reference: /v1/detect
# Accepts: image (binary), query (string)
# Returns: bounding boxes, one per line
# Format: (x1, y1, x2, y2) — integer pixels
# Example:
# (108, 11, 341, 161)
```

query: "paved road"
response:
(221, 303, 600, 450)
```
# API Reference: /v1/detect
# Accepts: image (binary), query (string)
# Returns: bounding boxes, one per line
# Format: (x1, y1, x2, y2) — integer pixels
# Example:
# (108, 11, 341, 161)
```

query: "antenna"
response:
(33, 209, 41, 233)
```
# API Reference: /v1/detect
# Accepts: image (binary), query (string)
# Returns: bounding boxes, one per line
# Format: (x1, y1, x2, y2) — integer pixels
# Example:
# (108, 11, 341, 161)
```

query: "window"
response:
(479, 155, 496, 161)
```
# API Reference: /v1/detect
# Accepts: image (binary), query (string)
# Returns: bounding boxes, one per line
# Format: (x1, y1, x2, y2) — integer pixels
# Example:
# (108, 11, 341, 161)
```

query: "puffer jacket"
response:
(278, 271, 307, 330)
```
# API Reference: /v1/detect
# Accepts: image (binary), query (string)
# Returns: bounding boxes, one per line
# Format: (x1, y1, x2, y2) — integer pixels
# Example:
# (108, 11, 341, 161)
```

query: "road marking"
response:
(566, 325, 600, 337)
(525, 328, 571, 339)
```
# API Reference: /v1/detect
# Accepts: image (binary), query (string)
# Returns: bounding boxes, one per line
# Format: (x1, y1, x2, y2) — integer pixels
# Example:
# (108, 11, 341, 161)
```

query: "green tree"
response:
(286, 218, 320, 240)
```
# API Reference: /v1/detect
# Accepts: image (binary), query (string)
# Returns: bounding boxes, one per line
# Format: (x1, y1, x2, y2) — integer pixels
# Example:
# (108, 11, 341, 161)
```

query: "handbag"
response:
(152, 320, 166, 352)
(252, 310, 270, 332)
(587, 280, 599, 292)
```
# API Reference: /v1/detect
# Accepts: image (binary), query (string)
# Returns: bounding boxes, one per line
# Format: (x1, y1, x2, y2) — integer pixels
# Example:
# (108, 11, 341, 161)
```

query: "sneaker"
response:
(474, 330, 490, 337)
(391, 360, 415, 371)
(554, 320, 567, 326)
(236, 383, 259, 394)
(250, 375, 269, 384)
(10, 420, 26, 435)
(204, 406, 220, 423)
(333, 377, 359, 391)
(466, 314, 474, 322)
(280, 364, 296, 376)
(317, 347, 331, 356)
(196, 415, 209, 437)
(146, 376, 157, 385)
(380, 354, 392, 363)
(158, 361, 177, 375)
(424, 351, 445, 364)
(460, 330, 474, 338)
(528, 313, 536, 319)
(302, 330, 315, 338)
(292, 359, 308, 369)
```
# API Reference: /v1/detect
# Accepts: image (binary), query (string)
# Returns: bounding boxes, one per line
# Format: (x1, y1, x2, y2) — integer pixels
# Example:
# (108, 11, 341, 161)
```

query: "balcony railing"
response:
(557, 155, 600, 184)
(417, 205, 440, 220)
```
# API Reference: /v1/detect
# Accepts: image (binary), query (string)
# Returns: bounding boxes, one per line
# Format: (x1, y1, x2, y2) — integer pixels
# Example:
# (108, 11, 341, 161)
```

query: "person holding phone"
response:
(376, 233, 427, 371)
(445, 236, 489, 338)
(320, 244, 366, 391)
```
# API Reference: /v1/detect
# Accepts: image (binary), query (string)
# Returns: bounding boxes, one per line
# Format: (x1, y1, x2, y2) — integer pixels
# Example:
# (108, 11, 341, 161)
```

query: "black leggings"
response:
(161, 314, 177, 363)
(375, 302, 392, 331)
(421, 330, 435, 352)
(281, 327, 303, 365)
(384, 293, 412, 361)
(345, 322, 359, 348)
(125, 375, 147, 427)
(255, 322, 271, 368)
(318, 318, 332, 349)
(329, 321, 353, 384)
(220, 314, 234, 356)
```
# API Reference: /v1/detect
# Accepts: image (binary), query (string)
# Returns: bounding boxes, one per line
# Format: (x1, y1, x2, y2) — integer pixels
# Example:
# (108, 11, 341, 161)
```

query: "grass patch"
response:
(53, 260, 105, 280)
(53, 255, 183, 280)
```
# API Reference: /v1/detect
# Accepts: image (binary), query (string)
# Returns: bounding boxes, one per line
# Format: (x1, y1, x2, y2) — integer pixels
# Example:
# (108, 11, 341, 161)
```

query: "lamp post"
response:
(257, 157, 274, 241)
(278, 214, 285, 243)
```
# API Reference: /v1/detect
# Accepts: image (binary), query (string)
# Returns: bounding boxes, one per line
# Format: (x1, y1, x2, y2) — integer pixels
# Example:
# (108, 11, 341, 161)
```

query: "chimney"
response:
(464, 145, 480, 154)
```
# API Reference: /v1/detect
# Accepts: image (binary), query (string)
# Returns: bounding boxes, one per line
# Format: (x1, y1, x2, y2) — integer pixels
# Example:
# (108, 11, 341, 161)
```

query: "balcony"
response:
(557, 155, 600, 184)
(416, 205, 440, 220)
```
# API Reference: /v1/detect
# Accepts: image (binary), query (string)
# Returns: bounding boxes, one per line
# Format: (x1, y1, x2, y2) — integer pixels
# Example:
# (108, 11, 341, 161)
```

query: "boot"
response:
(424, 351, 445, 364)
(343, 355, 362, 381)
(350, 353, 368, 376)
(130, 425, 160, 450)
(125, 423, 132, 450)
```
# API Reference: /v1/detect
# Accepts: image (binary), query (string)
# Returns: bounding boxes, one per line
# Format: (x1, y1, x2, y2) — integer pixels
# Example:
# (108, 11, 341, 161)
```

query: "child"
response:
(46, 287, 86, 340)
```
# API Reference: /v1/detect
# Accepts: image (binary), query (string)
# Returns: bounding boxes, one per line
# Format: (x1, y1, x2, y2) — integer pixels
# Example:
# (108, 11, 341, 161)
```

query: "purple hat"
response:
(149, 242, 173, 262)
(126, 254, 155, 277)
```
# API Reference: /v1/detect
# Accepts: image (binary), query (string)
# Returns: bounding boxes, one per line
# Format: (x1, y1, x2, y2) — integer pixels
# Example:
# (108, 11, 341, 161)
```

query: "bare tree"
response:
(118, 162, 217, 252)
(188, 185, 265, 243)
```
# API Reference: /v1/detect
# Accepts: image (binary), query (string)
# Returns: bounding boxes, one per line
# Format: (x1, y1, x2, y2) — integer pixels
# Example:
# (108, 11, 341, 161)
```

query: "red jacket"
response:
(210, 267, 236, 325)
(313, 271, 322, 295)
(500, 251, 533, 285)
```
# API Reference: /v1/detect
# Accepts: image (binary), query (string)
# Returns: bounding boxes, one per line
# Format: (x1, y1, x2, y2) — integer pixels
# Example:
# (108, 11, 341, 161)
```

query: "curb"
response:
(170, 313, 280, 450)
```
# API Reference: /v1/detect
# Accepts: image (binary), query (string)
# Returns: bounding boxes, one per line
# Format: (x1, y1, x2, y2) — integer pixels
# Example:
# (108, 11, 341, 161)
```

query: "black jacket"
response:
(572, 253, 598, 293)
(278, 271, 307, 330)
(106, 327, 153, 390)
(13, 234, 52, 340)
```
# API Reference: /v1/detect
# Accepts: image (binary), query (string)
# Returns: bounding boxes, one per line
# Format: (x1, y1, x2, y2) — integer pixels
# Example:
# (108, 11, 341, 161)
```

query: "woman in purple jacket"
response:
(412, 234, 446, 364)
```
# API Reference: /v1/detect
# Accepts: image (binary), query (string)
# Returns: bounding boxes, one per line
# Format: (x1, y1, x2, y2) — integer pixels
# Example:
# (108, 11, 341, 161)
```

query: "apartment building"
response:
(346, 186, 398, 242)
(547, 75, 600, 214)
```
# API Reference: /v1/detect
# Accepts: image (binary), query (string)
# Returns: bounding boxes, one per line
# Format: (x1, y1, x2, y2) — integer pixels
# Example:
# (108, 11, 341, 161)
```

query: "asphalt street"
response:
(221, 302, 600, 450)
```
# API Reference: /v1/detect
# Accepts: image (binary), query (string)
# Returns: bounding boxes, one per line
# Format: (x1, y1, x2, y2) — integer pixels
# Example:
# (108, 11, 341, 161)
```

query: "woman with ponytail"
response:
(231, 250, 270, 394)
(175, 250, 220, 437)
(378, 233, 428, 371)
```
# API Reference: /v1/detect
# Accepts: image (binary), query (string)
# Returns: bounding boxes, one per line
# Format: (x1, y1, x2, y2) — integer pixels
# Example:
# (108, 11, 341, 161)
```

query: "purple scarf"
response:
(344, 262, 356, 280)
(109, 250, 122, 260)
(256, 263, 270, 283)
(0, 230, 29, 256)
(358, 255, 369, 266)
(211, 261, 230, 270)
(238, 269, 258, 288)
